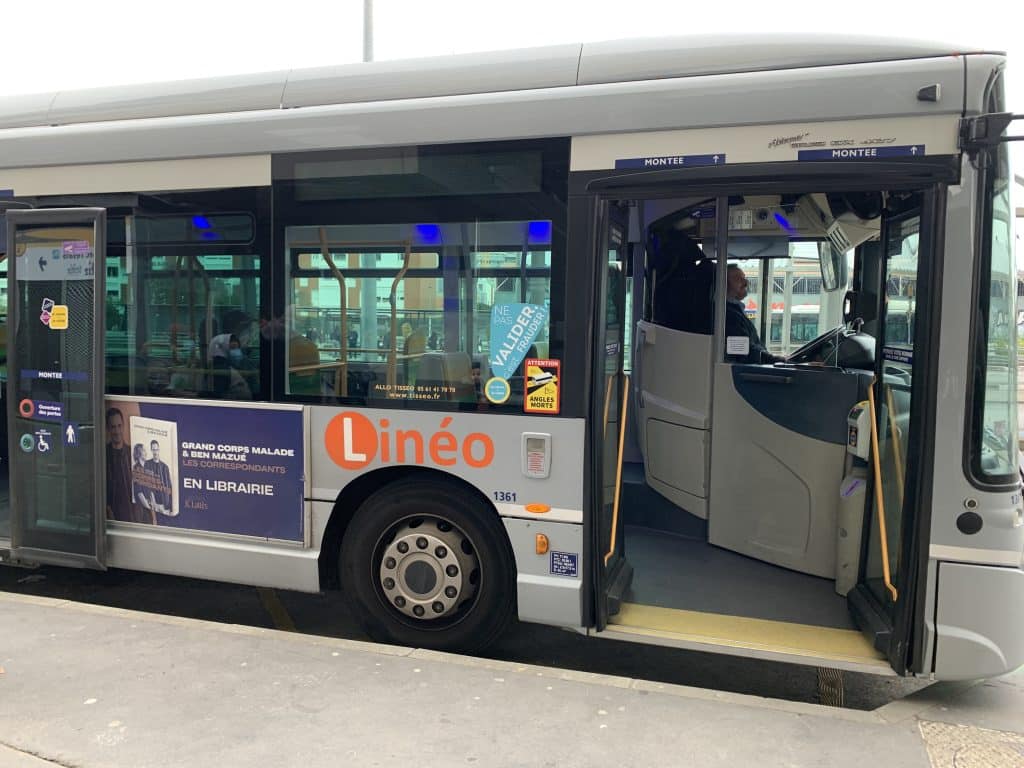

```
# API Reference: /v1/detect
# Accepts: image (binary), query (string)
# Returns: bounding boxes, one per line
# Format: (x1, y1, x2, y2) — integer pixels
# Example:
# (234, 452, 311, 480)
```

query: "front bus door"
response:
(592, 200, 630, 626)
(3, 209, 107, 569)
(848, 191, 939, 675)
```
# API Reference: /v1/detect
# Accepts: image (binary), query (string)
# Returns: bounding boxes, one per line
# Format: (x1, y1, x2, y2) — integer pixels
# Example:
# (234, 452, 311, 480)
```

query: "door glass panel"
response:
(0, 255, 8, 539)
(9, 219, 103, 559)
(865, 213, 920, 608)
(599, 219, 627, 568)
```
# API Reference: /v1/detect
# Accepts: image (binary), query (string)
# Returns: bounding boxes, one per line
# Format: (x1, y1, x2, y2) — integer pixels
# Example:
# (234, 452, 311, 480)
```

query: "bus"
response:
(1, 34, 1021, 681)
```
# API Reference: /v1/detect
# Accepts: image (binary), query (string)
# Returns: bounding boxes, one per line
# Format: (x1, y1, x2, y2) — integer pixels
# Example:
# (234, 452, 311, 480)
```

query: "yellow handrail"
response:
(868, 381, 899, 602)
(604, 375, 630, 566)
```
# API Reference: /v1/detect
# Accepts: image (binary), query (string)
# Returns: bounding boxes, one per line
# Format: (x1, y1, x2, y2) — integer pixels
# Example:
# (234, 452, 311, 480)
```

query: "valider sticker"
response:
(550, 551, 578, 578)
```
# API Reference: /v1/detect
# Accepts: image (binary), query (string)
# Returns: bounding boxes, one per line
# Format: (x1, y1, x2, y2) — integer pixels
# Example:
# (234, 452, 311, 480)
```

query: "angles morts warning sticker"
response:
(524, 358, 560, 415)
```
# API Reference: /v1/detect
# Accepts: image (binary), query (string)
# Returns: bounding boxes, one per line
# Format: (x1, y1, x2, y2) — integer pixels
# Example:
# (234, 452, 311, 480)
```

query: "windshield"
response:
(970, 70, 1019, 484)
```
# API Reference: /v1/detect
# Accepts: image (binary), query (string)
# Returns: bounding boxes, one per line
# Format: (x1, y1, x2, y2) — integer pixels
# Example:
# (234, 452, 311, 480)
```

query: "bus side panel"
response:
(307, 406, 586, 523)
(934, 562, 1024, 680)
(307, 407, 587, 627)
(106, 523, 321, 592)
(503, 518, 584, 628)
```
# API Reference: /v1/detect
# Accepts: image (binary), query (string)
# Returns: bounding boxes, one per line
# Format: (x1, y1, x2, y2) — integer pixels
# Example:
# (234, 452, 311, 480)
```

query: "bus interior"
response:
(600, 185, 925, 668)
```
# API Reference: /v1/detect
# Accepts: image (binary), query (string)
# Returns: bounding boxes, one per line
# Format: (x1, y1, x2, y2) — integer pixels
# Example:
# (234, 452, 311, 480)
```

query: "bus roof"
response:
(0, 34, 989, 131)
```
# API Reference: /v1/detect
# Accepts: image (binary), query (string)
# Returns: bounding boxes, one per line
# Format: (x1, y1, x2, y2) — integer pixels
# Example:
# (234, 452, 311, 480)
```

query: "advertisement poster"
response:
(524, 358, 561, 414)
(105, 399, 304, 541)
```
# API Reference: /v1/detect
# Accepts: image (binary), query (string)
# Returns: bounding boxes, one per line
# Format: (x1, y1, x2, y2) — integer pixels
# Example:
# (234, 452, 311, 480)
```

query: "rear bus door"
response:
(4, 208, 107, 568)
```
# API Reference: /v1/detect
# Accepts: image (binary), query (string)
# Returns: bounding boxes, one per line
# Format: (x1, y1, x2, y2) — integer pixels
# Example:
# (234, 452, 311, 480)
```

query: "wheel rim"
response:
(376, 516, 480, 624)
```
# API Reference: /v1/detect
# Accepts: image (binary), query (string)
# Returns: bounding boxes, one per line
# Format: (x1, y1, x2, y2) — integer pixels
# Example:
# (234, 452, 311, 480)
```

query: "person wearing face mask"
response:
(224, 335, 254, 399)
(208, 312, 254, 397)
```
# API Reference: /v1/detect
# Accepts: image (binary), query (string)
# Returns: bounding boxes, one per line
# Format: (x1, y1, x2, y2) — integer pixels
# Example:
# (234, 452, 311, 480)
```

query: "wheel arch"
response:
(318, 466, 509, 590)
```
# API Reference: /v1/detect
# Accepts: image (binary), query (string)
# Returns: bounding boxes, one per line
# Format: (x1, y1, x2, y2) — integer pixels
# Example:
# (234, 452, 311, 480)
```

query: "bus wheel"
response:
(340, 479, 516, 653)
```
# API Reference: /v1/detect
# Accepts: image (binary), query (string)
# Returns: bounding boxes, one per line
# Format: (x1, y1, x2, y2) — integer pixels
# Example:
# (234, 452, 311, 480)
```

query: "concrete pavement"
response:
(0, 592, 1022, 768)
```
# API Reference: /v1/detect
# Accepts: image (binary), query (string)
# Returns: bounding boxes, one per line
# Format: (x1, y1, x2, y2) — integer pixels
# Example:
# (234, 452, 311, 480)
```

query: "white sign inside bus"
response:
(16, 241, 95, 281)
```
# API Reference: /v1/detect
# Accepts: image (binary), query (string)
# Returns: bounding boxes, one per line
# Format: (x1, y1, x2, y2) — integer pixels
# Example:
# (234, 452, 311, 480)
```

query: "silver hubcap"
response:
(378, 518, 479, 621)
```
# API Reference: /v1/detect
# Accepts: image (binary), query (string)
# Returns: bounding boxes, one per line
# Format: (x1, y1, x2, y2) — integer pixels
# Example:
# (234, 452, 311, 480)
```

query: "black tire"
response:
(340, 478, 516, 653)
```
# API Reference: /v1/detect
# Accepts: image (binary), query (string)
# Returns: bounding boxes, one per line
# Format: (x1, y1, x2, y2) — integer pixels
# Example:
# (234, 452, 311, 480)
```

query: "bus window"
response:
(105, 204, 265, 401)
(274, 141, 566, 411)
(970, 72, 1018, 484)
(283, 221, 554, 410)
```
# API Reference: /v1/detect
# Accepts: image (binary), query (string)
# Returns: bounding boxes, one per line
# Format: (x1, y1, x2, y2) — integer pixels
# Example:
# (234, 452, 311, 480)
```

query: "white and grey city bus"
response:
(1, 34, 1021, 681)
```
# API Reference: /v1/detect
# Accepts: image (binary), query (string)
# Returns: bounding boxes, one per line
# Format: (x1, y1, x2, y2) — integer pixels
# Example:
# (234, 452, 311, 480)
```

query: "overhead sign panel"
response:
(615, 153, 726, 169)
(798, 145, 926, 161)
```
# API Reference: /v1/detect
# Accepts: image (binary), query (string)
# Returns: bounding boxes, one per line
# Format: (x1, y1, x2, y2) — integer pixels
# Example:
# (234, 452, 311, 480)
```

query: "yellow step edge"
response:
(609, 602, 889, 668)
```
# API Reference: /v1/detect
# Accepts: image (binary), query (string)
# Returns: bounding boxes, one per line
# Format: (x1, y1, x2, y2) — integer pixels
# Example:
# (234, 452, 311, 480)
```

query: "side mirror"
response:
(819, 243, 847, 292)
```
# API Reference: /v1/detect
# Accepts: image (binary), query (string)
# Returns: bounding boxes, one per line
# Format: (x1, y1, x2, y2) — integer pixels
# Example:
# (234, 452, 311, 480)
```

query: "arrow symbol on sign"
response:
(911, 146, 919, 155)
(713, 155, 720, 164)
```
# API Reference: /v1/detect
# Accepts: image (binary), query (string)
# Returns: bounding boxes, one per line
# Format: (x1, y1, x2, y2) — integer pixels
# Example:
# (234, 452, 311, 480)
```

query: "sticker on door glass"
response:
(48, 305, 69, 329)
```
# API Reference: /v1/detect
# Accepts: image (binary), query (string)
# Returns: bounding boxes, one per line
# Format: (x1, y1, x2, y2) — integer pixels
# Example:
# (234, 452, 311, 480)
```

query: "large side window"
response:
(274, 140, 567, 413)
(283, 222, 552, 409)
(105, 190, 268, 401)
(969, 71, 1018, 484)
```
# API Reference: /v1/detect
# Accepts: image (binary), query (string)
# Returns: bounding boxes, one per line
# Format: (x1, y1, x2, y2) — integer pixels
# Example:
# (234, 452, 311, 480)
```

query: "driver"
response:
(725, 265, 783, 364)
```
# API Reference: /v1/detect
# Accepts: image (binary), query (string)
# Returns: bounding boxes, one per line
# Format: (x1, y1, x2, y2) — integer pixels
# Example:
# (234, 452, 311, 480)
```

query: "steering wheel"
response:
(788, 324, 849, 366)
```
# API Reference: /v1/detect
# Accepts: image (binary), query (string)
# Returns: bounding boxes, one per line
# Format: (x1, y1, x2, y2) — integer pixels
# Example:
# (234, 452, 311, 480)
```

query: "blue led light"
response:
(773, 212, 797, 234)
(192, 215, 212, 230)
(528, 220, 552, 244)
(415, 224, 442, 245)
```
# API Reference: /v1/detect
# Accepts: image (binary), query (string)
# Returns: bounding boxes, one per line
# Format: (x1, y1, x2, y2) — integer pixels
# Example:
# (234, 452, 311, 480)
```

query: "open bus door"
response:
(585, 164, 957, 674)
(1, 208, 107, 569)
(846, 193, 937, 676)
(592, 199, 631, 628)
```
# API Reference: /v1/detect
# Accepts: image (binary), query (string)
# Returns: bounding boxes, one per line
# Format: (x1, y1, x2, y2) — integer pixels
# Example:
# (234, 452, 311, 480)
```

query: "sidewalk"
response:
(0, 592, 1021, 768)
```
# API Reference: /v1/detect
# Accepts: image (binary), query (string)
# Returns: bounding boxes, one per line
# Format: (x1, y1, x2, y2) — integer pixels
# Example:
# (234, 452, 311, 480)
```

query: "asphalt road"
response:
(0, 564, 931, 711)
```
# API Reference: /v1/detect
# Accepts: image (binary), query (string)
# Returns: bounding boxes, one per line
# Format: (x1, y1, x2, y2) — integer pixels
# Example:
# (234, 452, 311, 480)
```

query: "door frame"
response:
(848, 186, 946, 675)
(579, 162, 951, 666)
(5, 207, 108, 569)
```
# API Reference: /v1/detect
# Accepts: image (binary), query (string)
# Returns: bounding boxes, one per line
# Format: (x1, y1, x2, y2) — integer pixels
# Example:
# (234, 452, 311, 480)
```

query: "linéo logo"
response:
(325, 412, 495, 470)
